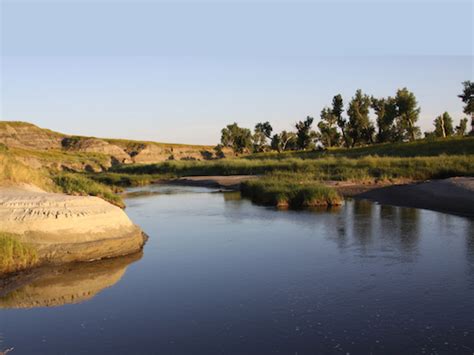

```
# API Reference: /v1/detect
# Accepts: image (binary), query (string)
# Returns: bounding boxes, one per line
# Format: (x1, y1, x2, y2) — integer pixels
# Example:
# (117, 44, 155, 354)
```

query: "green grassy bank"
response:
(111, 155, 474, 182)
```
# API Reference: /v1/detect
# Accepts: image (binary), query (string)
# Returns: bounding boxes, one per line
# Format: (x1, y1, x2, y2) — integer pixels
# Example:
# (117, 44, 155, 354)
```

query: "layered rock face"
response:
(0, 186, 147, 264)
(0, 122, 62, 150)
(62, 137, 133, 164)
(0, 122, 218, 168)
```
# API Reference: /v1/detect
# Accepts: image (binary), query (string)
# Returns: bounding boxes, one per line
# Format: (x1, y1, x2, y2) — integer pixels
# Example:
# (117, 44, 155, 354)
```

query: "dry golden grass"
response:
(0, 151, 53, 190)
(0, 232, 39, 275)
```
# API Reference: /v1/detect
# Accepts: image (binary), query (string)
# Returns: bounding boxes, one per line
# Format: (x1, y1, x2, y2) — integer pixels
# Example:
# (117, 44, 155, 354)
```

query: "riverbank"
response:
(164, 175, 474, 217)
(357, 177, 474, 218)
(169, 175, 257, 190)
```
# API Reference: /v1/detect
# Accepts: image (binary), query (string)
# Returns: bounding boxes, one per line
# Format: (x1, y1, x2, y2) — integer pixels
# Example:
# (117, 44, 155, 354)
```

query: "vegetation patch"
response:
(53, 173, 125, 208)
(241, 174, 343, 208)
(111, 155, 474, 182)
(0, 233, 39, 275)
(246, 136, 474, 160)
(86, 172, 170, 188)
(0, 150, 53, 190)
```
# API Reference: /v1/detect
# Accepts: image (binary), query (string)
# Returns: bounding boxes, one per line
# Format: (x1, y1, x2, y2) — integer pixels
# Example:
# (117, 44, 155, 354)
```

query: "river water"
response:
(1, 185, 473, 354)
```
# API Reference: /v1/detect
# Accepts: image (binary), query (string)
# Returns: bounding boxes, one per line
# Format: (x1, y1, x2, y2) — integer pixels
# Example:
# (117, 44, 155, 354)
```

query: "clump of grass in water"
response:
(53, 173, 125, 208)
(0, 233, 39, 275)
(241, 174, 343, 208)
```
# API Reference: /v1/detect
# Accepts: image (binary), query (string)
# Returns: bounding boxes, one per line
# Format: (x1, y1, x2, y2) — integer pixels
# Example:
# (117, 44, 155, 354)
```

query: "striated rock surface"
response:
(128, 144, 216, 163)
(0, 186, 147, 264)
(62, 137, 132, 164)
(0, 122, 219, 168)
(0, 122, 62, 150)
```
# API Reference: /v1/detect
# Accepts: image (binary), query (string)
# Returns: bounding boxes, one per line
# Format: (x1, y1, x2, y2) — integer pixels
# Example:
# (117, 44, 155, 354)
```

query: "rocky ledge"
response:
(0, 186, 147, 266)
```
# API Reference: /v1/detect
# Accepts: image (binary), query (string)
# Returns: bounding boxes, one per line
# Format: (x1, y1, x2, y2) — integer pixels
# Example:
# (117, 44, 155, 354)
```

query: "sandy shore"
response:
(356, 177, 474, 217)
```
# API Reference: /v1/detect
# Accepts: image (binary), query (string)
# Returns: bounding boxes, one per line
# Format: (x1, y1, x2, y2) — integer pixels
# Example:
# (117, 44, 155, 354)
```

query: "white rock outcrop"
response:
(0, 186, 146, 264)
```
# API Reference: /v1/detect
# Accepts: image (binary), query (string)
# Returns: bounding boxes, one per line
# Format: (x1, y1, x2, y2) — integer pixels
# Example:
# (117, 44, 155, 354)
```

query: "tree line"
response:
(217, 81, 474, 154)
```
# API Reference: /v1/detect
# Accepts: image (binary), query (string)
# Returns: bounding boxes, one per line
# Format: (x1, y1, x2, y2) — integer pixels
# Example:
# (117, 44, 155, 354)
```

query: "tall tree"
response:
(455, 118, 468, 136)
(347, 90, 374, 147)
(395, 88, 421, 141)
(252, 121, 273, 152)
(433, 112, 454, 138)
(331, 94, 349, 147)
(458, 81, 474, 119)
(283, 131, 297, 151)
(371, 96, 398, 143)
(295, 116, 316, 150)
(220, 123, 252, 154)
(317, 107, 340, 148)
(458, 81, 474, 135)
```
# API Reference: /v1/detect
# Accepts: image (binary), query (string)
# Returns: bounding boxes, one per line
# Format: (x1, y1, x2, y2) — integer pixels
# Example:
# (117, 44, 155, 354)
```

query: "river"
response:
(1, 185, 473, 354)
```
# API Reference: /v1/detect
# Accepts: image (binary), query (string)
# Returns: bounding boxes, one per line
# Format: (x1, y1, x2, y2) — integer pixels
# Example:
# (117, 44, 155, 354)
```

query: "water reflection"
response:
(222, 194, 424, 261)
(1, 185, 473, 354)
(0, 252, 142, 309)
(465, 219, 474, 288)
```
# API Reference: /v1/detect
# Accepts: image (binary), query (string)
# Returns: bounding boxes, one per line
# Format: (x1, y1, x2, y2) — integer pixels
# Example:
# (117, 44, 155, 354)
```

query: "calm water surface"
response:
(1, 185, 474, 354)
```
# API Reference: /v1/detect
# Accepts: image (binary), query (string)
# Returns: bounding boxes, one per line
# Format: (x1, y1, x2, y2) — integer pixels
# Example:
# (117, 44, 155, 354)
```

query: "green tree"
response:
(220, 123, 252, 154)
(317, 107, 340, 147)
(433, 112, 454, 138)
(252, 122, 273, 152)
(347, 90, 374, 147)
(458, 81, 474, 118)
(213, 144, 225, 159)
(455, 118, 468, 136)
(270, 134, 282, 152)
(332, 94, 349, 147)
(271, 131, 297, 152)
(371, 96, 398, 143)
(458, 81, 474, 135)
(295, 116, 316, 150)
(395, 88, 421, 141)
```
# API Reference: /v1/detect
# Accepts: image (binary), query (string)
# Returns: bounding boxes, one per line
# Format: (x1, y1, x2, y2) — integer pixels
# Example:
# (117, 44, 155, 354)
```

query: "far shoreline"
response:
(163, 175, 474, 218)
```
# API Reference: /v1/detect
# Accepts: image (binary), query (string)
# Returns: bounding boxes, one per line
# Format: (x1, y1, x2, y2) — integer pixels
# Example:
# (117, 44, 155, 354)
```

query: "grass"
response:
(241, 173, 343, 208)
(0, 150, 54, 190)
(108, 154, 473, 209)
(245, 136, 474, 160)
(0, 149, 125, 207)
(86, 172, 170, 188)
(0, 233, 39, 275)
(53, 173, 125, 208)
(111, 155, 474, 182)
(10, 147, 111, 168)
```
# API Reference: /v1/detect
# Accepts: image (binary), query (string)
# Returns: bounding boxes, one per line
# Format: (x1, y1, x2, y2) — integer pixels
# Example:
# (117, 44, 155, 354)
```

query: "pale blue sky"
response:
(1, 0, 473, 144)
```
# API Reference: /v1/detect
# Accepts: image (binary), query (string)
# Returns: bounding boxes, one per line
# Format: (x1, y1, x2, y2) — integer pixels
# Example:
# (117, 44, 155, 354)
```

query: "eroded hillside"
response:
(0, 121, 220, 171)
